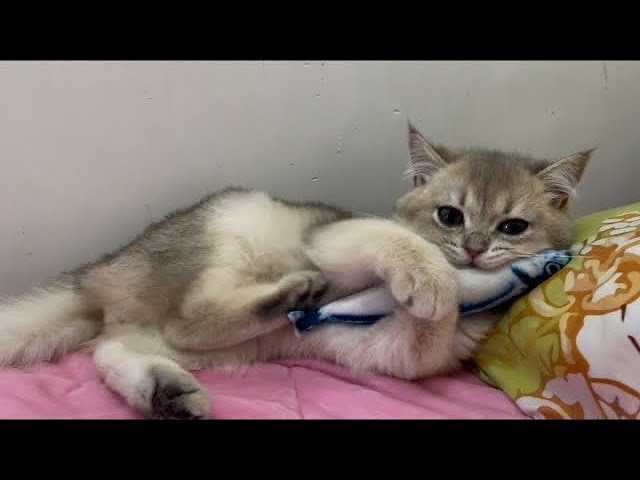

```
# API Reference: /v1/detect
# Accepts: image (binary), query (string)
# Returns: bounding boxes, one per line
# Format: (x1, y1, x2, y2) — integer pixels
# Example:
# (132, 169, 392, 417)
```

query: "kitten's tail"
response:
(0, 276, 101, 367)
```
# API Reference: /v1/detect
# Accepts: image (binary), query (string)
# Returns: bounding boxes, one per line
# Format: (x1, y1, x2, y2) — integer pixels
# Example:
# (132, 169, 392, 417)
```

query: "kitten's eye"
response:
(437, 206, 464, 227)
(497, 218, 529, 235)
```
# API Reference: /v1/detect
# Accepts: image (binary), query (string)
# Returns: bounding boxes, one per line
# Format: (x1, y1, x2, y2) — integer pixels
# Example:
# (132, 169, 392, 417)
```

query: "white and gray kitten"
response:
(0, 125, 592, 418)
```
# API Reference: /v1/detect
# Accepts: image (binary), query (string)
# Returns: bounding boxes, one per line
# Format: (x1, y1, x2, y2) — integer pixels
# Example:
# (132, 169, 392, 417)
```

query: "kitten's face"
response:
(394, 126, 593, 270)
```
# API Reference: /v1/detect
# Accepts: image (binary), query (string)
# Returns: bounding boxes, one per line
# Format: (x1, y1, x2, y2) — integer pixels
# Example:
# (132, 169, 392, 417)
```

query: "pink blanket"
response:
(0, 353, 526, 419)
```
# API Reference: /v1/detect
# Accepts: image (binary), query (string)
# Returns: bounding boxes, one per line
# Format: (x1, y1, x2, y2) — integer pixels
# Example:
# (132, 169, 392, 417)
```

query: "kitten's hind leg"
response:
(256, 270, 328, 316)
(148, 364, 209, 419)
(94, 332, 210, 419)
(165, 269, 328, 351)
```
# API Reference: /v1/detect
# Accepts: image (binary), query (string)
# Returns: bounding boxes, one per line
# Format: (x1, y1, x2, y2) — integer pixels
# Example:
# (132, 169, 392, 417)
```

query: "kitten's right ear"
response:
(536, 148, 595, 210)
(407, 123, 447, 187)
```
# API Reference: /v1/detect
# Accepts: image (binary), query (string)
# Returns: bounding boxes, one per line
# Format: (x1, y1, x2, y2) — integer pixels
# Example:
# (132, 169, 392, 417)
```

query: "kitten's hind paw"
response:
(149, 365, 210, 419)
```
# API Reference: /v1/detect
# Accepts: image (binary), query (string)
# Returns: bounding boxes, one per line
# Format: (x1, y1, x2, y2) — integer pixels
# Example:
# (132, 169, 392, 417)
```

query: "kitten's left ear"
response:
(407, 123, 447, 187)
(537, 148, 595, 209)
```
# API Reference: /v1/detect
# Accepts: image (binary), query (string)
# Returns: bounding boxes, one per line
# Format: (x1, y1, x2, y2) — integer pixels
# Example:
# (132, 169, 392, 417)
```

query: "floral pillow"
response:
(474, 203, 640, 419)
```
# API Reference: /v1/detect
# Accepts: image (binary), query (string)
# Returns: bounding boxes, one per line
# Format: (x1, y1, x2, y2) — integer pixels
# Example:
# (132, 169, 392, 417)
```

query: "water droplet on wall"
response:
(393, 109, 401, 115)
(311, 176, 319, 182)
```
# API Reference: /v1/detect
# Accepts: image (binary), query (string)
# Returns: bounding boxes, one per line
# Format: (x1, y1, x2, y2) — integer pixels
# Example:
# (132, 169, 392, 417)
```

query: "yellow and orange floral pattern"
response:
(475, 203, 640, 419)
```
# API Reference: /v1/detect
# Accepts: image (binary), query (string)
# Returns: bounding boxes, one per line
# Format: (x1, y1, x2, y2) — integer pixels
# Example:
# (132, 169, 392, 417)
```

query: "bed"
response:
(4, 203, 637, 420)
(0, 352, 525, 419)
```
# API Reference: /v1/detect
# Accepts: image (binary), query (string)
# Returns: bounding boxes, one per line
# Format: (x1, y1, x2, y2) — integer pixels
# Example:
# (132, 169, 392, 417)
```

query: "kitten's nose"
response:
(465, 247, 485, 260)
(464, 232, 489, 261)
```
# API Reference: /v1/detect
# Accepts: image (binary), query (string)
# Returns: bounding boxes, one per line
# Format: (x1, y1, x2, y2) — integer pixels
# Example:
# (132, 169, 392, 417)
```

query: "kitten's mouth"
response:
(450, 255, 506, 271)
(470, 257, 509, 271)
(441, 247, 511, 271)
(469, 262, 501, 271)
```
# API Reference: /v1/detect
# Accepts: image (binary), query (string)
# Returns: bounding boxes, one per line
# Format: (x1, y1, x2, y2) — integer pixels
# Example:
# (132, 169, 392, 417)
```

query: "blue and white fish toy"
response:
(288, 249, 571, 333)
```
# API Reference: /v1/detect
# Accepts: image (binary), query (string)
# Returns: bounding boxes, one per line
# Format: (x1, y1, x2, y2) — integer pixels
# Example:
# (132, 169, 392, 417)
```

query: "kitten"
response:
(0, 125, 592, 418)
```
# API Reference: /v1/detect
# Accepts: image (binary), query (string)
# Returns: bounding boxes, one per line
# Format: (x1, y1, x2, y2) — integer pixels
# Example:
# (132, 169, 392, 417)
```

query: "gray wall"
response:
(1, 61, 638, 296)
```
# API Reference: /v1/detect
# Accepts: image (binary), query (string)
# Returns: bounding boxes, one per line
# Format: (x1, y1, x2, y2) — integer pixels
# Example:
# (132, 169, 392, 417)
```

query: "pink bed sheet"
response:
(0, 352, 527, 419)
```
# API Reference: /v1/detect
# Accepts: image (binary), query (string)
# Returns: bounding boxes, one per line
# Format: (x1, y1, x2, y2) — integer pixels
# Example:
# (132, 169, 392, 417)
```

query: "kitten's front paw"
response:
(388, 263, 457, 322)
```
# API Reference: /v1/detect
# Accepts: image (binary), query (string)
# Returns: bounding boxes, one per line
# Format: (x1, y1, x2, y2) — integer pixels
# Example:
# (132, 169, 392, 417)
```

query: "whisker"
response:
(440, 233, 461, 249)
(493, 246, 594, 259)
(507, 252, 595, 259)
(351, 210, 384, 219)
